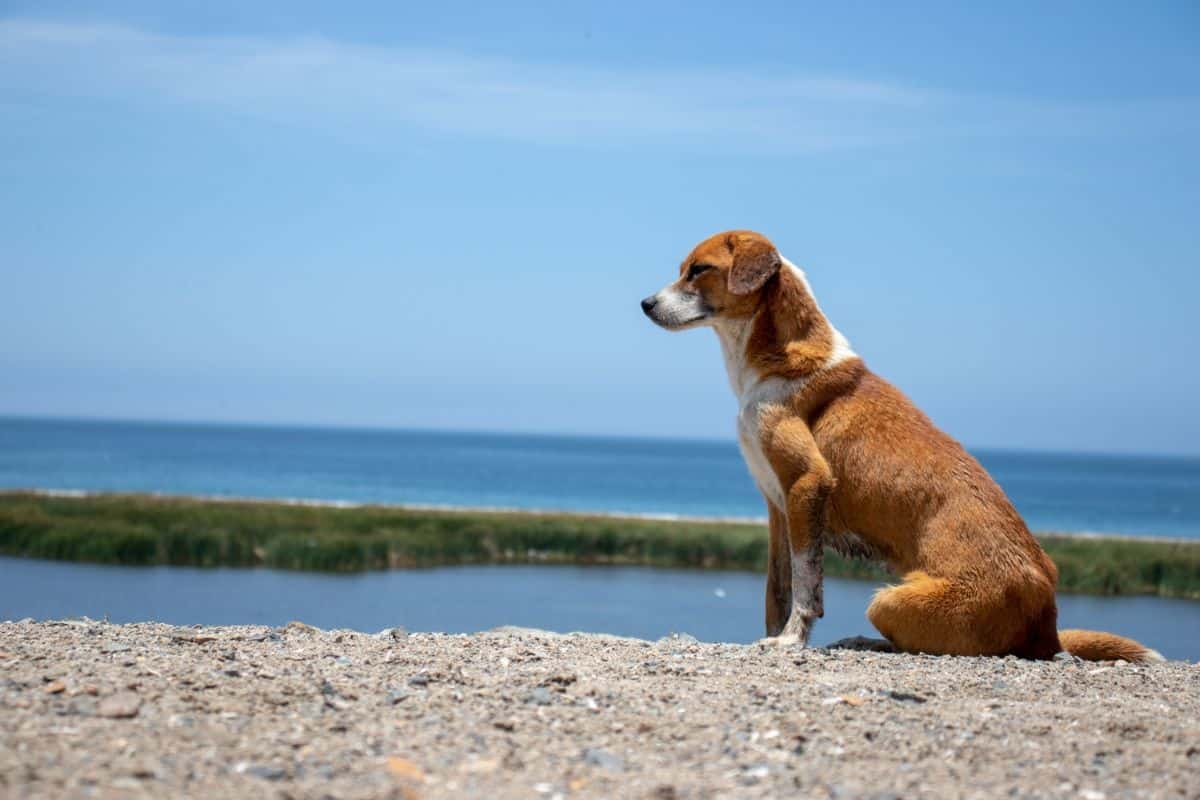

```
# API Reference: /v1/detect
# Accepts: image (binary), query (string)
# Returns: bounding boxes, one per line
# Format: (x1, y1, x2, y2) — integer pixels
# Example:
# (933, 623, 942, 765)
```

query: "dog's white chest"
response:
(715, 317, 792, 513)
(736, 397, 787, 513)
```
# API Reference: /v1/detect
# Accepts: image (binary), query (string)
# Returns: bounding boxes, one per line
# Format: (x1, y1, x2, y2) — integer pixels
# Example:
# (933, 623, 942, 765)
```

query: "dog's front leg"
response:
(764, 502, 792, 637)
(761, 419, 833, 646)
(777, 470, 830, 645)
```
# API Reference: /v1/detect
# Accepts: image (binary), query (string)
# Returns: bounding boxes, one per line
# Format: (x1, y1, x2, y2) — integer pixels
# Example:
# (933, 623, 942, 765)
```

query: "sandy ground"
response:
(0, 620, 1197, 799)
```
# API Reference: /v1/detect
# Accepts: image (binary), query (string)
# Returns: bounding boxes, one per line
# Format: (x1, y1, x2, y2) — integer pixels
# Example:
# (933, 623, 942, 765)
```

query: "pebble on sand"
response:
(583, 748, 625, 773)
(97, 691, 141, 719)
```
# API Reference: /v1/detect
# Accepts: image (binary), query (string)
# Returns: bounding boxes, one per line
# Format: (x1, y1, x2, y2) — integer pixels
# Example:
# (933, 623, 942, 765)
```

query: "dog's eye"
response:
(687, 263, 713, 281)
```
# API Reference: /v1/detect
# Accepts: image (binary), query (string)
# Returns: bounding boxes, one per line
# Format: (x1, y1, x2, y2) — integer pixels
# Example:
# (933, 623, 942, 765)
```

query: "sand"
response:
(1, 620, 1197, 799)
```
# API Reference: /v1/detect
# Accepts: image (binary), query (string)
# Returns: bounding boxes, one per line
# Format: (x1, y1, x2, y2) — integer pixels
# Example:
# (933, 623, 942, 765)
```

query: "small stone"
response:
(408, 675, 430, 687)
(885, 690, 927, 704)
(98, 691, 141, 719)
(375, 627, 407, 641)
(460, 758, 500, 774)
(659, 633, 698, 646)
(543, 672, 578, 687)
(386, 757, 425, 782)
(101, 642, 131, 654)
(124, 760, 158, 780)
(334, 656, 352, 666)
(527, 687, 554, 705)
(235, 762, 287, 781)
(385, 688, 410, 705)
(493, 718, 516, 732)
(323, 691, 351, 711)
(582, 748, 624, 772)
(742, 764, 770, 784)
(43, 680, 66, 694)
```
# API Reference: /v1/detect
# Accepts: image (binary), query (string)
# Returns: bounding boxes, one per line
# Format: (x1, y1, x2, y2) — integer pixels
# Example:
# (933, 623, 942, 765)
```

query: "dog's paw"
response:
(758, 633, 805, 648)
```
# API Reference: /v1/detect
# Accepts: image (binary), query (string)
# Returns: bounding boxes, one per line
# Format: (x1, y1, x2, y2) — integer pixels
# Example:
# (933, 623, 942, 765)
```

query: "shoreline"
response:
(13, 487, 1196, 544)
(1, 620, 1196, 798)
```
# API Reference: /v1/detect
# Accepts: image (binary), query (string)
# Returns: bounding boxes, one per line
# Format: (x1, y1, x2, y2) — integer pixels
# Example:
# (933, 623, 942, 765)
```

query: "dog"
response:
(642, 229, 1161, 662)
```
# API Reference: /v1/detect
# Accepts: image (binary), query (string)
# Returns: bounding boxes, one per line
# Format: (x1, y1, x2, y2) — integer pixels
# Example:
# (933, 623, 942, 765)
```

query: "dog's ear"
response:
(727, 232, 781, 295)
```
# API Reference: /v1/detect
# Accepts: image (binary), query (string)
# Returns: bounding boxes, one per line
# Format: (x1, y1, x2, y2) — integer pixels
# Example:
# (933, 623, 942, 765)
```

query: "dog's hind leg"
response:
(867, 571, 1037, 657)
(867, 572, 982, 655)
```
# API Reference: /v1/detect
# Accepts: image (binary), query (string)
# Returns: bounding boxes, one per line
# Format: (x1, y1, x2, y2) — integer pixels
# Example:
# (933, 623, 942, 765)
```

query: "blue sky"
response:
(1, 2, 1198, 455)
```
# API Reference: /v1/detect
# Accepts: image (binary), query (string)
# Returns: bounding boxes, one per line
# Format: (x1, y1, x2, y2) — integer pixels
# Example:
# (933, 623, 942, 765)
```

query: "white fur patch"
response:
(733, 376, 792, 512)
(775, 549, 823, 643)
(716, 315, 787, 510)
(647, 286, 712, 330)
(779, 256, 856, 371)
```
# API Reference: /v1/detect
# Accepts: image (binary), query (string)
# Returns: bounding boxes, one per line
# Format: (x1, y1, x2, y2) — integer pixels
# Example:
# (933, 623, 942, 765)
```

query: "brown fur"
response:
(659, 230, 1160, 662)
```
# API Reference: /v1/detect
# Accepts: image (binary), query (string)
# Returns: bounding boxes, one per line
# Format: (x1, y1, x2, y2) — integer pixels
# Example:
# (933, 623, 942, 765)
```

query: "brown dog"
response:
(642, 230, 1160, 661)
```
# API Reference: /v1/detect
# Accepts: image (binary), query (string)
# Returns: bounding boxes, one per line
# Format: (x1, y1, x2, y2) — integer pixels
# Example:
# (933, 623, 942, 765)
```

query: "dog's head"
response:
(641, 230, 781, 330)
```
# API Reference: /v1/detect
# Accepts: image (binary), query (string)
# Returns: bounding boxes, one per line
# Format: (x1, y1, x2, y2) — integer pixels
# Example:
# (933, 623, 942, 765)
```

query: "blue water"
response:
(1, 417, 1198, 538)
(3, 558, 1197, 661)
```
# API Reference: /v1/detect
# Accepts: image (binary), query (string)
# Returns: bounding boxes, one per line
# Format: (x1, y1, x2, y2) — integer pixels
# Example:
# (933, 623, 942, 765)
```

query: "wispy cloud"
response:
(1, 18, 1196, 153)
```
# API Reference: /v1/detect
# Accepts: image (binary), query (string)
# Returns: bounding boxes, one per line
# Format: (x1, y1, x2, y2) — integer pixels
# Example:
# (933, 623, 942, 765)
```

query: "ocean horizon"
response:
(2, 415, 1198, 540)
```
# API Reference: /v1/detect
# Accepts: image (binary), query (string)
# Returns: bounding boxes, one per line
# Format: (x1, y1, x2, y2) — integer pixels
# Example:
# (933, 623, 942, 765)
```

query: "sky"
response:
(1, 2, 1198, 456)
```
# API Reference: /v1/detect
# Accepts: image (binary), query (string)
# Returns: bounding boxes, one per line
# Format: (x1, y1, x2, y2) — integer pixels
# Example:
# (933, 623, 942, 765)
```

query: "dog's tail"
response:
(1059, 629, 1164, 662)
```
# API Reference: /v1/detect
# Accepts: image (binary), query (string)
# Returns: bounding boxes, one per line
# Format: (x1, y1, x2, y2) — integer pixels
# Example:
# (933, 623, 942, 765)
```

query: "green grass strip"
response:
(1, 492, 1197, 600)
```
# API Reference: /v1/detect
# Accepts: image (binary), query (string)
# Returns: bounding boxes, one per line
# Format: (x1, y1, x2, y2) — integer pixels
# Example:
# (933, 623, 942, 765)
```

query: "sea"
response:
(1, 417, 1197, 538)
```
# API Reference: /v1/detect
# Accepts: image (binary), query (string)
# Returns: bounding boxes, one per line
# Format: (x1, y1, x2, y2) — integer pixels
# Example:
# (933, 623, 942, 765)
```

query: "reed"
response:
(1, 492, 1197, 599)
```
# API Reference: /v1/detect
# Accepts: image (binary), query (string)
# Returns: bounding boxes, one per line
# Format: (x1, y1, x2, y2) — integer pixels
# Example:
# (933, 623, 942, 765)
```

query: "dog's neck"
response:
(714, 257, 855, 397)
(714, 313, 759, 397)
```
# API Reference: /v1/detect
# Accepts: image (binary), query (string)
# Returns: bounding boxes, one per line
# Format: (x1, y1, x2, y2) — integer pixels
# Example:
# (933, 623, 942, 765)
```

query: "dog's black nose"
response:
(640, 296, 658, 315)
